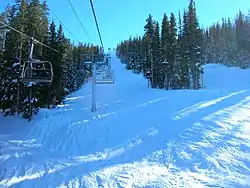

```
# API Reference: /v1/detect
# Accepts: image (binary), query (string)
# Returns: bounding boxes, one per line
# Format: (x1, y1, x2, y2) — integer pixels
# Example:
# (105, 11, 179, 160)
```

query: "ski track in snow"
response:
(1, 54, 250, 188)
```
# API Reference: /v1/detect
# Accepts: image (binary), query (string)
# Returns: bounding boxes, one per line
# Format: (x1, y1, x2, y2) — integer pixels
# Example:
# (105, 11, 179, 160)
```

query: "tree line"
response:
(0, 0, 103, 118)
(204, 10, 250, 68)
(116, 0, 250, 90)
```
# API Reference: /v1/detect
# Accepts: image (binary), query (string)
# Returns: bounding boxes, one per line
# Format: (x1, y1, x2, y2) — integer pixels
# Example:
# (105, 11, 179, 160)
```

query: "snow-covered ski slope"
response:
(1, 54, 250, 188)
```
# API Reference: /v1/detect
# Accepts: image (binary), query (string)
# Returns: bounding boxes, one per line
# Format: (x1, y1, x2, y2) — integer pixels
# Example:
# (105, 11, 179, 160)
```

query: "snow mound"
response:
(203, 63, 250, 90)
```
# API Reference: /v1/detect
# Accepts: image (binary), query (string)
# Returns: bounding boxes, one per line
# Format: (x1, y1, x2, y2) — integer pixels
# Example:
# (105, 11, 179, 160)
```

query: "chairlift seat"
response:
(95, 69, 115, 84)
(21, 59, 53, 84)
(96, 78, 115, 84)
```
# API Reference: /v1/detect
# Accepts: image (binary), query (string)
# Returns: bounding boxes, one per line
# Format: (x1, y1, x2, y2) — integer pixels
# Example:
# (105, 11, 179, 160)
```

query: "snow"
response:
(27, 82, 35, 87)
(1, 55, 250, 188)
(64, 88, 70, 93)
(12, 63, 20, 67)
(162, 61, 169, 64)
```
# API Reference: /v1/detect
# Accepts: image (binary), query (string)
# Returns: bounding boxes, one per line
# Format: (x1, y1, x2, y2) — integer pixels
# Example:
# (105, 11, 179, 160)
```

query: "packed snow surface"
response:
(1, 55, 250, 188)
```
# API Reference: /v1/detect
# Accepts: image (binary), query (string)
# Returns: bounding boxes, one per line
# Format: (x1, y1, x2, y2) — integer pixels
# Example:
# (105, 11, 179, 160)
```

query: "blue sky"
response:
(0, 0, 250, 49)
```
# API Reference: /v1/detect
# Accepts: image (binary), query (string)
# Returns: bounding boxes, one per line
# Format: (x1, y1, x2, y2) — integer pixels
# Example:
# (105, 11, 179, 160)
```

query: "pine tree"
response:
(0, 0, 29, 116)
(54, 24, 66, 103)
(161, 13, 171, 89)
(168, 13, 178, 89)
(0, 11, 7, 110)
(236, 11, 245, 51)
(152, 22, 160, 88)
(176, 11, 189, 89)
(226, 18, 237, 66)
(246, 12, 250, 53)
(187, 0, 203, 90)
(143, 14, 154, 86)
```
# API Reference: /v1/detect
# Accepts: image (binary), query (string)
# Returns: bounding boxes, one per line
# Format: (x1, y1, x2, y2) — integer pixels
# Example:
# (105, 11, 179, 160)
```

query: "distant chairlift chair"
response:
(95, 64, 115, 84)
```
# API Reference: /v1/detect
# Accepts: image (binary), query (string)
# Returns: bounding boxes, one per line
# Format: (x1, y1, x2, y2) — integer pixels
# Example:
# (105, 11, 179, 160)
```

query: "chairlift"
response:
(96, 69, 115, 84)
(21, 59, 53, 84)
(21, 38, 53, 85)
(19, 37, 54, 121)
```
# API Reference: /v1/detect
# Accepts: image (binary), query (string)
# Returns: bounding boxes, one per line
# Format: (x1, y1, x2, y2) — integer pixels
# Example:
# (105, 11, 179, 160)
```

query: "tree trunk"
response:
(164, 72, 168, 89)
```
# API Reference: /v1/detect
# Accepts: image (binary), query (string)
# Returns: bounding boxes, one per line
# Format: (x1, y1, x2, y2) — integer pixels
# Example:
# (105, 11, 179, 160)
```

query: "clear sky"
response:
(0, 0, 250, 49)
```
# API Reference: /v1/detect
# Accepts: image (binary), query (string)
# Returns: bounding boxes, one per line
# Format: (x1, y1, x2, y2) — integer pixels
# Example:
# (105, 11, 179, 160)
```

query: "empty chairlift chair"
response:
(21, 59, 53, 84)
(95, 67, 115, 84)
